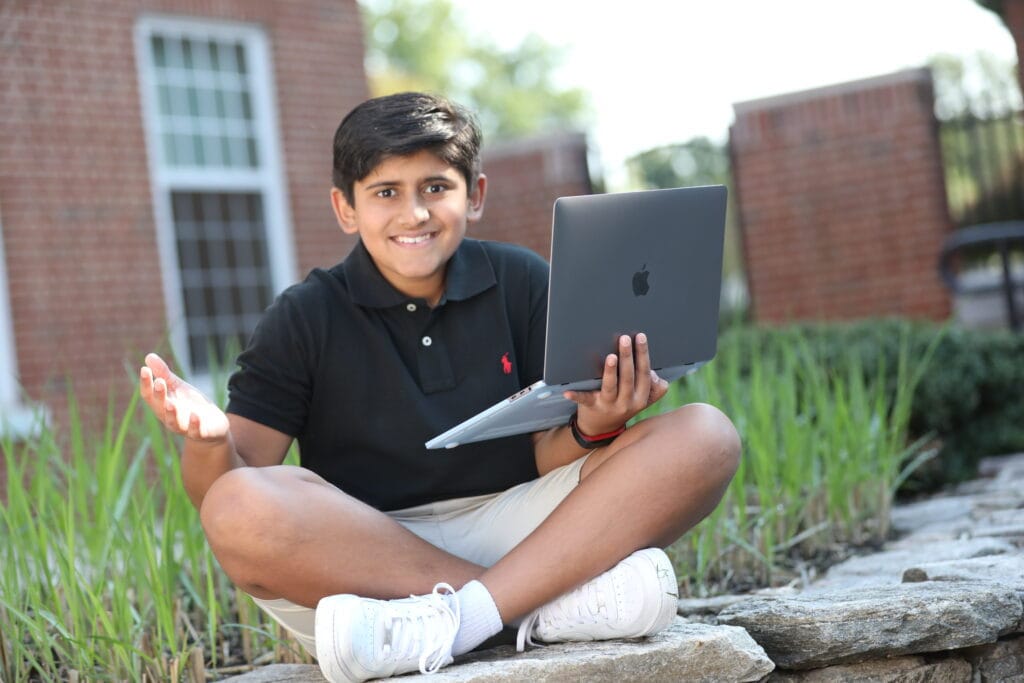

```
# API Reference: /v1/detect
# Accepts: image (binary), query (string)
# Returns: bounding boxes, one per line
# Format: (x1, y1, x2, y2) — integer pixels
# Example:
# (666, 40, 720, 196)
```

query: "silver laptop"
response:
(425, 184, 727, 449)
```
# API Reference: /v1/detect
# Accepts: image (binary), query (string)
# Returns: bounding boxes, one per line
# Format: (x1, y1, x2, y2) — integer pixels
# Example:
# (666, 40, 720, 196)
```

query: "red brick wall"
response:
(730, 68, 952, 323)
(0, 0, 368, 426)
(473, 132, 592, 260)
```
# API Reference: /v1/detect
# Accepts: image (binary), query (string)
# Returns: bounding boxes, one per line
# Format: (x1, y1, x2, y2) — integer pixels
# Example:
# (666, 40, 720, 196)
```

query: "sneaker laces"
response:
(515, 580, 608, 652)
(380, 583, 460, 674)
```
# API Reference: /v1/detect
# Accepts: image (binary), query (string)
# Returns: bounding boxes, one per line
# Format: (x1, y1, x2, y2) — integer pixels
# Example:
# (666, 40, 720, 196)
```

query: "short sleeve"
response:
(227, 288, 317, 437)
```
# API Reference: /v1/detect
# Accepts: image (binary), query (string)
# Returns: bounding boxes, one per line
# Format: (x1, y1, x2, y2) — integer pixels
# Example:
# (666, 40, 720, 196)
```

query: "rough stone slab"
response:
(969, 490, 1024, 513)
(901, 553, 1024, 590)
(716, 581, 1023, 670)
(764, 655, 971, 681)
(677, 586, 800, 616)
(677, 593, 751, 616)
(804, 538, 1013, 593)
(221, 664, 324, 682)
(961, 636, 1024, 681)
(404, 619, 773, 682)
(978, 453, 1024, 478)
(967, 509, 1024, 544)
(889, 496, 975, 535)
(222, 618, 774, 682)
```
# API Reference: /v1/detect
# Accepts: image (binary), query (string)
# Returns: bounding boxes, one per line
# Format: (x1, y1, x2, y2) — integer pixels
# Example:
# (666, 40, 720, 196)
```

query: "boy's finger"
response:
(634, 332, 652, 376)
(632, 333, 652, 400)
(600, 353, 618, 400)
(616, 335, 635, 400)
(565, 390, 595, 408)
(153, 377, 167, 401)
(189, 412, 203, 440)
(647, 371, 669, 404)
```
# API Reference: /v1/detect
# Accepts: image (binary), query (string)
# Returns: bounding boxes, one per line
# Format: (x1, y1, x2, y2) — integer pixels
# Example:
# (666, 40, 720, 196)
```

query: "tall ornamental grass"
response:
(654, 322, 940, 594)
(0, 390, 309, 683)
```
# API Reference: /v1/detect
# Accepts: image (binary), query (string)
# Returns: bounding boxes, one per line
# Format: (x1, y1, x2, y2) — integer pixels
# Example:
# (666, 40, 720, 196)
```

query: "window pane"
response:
(246, 137, 259, 167)
(241, 91, 252, 120)
(162, 133, 177, 165)
(164, 37, 184, 70)
(168, 86, 190, 117)
(206, 40, 220, 71)
(151, 36, 166, 67)
(157, 85, 172, 116)
(234, 43, 247, 74)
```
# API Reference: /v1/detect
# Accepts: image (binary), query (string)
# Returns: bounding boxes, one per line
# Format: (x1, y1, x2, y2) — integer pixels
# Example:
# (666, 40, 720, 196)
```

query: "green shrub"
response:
(716, 319, 1024, 491)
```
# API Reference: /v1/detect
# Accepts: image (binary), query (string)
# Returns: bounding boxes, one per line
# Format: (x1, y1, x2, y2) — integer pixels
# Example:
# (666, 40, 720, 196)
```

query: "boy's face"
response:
(330, 149, 486, 306)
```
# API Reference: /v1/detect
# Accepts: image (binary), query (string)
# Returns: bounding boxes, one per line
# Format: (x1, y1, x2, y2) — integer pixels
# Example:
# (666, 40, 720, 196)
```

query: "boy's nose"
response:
(399, 201, 430, 228)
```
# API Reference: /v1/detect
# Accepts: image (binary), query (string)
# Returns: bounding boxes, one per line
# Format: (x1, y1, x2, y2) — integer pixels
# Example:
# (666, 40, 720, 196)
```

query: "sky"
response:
(448, 0, 1018, 190)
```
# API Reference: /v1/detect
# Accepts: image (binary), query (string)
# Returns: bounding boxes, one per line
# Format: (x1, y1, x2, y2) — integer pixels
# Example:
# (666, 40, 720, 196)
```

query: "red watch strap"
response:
(568, 412, 626, 448)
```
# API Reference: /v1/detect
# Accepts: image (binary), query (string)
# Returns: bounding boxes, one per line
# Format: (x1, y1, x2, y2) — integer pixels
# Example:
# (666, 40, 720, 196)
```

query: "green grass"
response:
(0, 321, 940, 679)
(0, 390, 310, 682)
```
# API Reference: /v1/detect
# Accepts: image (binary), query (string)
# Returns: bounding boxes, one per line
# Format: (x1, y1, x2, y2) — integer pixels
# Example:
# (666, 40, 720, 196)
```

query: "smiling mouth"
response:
(392, 232, 437, 245)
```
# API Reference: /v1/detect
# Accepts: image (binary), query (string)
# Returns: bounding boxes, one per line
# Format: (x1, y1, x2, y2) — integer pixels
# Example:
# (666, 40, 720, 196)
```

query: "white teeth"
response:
(394, 233, 434, 244)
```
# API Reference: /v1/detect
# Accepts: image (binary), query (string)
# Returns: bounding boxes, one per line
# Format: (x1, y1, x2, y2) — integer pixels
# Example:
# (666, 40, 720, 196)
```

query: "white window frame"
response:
(134, 15, 296, 388)
(0, 205, 49, 438)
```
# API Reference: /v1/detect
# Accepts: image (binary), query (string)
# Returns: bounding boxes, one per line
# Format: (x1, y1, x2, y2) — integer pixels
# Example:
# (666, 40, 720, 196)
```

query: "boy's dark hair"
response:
(332, 92, 483, 204)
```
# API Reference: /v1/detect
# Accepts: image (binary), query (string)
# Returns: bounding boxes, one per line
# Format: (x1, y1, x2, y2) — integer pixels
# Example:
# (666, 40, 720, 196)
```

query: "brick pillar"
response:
(730, 69, 952, 323)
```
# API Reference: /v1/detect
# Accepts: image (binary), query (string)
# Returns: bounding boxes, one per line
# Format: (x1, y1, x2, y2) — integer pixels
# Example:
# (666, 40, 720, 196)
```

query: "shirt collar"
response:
(344, 238, 497, 309)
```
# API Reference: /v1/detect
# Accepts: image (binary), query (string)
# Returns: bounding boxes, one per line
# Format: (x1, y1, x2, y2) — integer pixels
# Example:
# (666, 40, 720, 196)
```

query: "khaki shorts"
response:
(251, 454, 590, 656)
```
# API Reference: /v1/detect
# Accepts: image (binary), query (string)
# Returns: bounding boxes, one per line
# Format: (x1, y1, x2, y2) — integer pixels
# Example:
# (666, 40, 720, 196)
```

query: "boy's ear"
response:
(330, 187, 359, 235)
(466, 173, 487, 222)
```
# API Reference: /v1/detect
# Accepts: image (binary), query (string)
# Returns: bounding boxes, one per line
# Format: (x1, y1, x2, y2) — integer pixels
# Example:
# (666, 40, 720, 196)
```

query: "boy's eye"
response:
(425, 184, 447, 194)
(376, 188, 396, 198)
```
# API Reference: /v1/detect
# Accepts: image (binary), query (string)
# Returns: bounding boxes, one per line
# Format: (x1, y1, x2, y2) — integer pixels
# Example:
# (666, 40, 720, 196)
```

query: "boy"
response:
(139, 92, 740, 682)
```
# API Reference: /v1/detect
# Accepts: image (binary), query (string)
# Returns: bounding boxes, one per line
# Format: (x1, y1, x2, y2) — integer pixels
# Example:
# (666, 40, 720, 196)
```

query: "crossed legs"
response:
(200, 402, 740, 623)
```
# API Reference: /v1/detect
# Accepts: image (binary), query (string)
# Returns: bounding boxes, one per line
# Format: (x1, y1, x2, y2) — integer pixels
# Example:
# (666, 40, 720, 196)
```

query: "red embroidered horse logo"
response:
(501, 352, 512, 375)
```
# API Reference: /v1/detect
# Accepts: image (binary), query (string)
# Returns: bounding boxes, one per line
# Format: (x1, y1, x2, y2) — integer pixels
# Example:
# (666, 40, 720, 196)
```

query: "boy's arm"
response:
(532, 423, 591, 476)
(140, 353, 292, 509)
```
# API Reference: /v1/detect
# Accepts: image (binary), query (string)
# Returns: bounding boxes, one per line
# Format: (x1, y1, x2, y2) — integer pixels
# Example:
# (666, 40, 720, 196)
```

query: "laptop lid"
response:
(543, 184, 727, 386)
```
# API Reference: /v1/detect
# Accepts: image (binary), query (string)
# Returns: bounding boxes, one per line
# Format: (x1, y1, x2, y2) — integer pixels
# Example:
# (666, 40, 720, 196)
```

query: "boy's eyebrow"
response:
(363, 174, 457, 191)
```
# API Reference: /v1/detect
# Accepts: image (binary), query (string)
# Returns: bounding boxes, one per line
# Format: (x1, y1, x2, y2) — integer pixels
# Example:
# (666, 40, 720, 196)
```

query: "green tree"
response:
(625, 137, 729, 191)
(929, 52, 1020, 119)
(359, 0, 589, 140)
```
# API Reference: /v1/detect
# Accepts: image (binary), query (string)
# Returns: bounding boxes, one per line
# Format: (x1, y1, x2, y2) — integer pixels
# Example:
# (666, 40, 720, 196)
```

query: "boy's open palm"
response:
(139, 353, 229, 442)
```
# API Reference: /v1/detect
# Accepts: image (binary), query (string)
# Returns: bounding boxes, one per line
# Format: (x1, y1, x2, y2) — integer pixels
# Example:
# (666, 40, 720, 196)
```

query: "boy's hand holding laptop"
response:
(563, 332, 669, 439)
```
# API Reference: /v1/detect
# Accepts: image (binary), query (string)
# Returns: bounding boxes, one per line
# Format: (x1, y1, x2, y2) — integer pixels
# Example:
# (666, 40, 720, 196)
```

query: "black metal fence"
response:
(937, 105, 1024, 331)
(939, 107, 1024, 228)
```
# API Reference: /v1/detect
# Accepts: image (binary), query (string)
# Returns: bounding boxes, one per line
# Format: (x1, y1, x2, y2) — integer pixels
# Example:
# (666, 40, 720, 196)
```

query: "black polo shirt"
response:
(226, 238, 548, 511)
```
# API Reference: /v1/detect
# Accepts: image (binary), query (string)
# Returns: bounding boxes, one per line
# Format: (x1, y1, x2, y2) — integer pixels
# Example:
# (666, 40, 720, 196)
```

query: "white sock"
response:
(450, 580, 503, 656)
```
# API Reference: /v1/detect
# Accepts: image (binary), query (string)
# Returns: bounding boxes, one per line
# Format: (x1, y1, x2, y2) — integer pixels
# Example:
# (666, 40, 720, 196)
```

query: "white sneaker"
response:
(315, 583, 460, 682)
(516, 548, 678, 651)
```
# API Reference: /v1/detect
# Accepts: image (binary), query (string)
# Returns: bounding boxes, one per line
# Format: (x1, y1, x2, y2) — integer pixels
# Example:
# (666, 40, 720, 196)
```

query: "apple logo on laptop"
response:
(632, 264, 651, 296)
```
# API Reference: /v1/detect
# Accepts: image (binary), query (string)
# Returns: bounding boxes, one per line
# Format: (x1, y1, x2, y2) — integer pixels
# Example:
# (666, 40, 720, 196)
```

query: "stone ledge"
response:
(222, 618, 773, 682)
(717, 581, 1022, 670)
